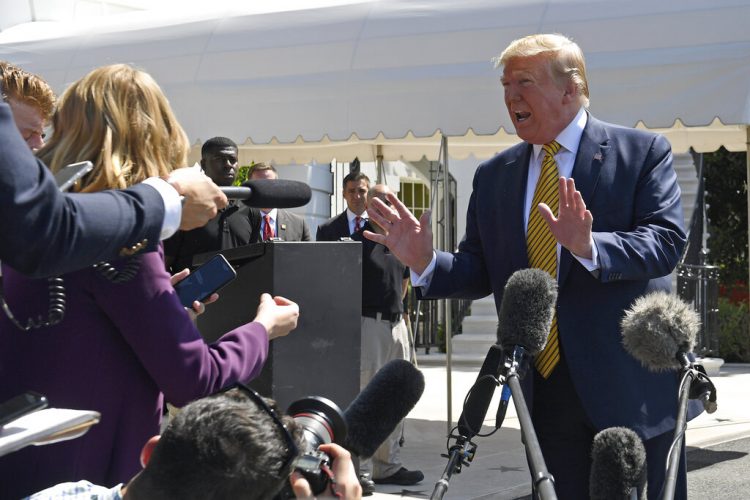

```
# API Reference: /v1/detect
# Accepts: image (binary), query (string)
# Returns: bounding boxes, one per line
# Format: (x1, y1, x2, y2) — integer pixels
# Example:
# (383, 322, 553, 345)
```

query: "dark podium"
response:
(193, 241, 362, 411)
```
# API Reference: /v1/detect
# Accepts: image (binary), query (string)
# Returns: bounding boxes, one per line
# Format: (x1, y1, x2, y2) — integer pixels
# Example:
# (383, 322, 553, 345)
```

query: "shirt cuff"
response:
(572, 236, 600, 272)
(143, 177, 182, 240)
(410, 251, 438, 289)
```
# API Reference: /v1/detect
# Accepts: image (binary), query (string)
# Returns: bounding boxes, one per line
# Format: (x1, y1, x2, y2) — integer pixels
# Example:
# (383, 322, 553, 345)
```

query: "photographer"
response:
(26, 388, 362, 500)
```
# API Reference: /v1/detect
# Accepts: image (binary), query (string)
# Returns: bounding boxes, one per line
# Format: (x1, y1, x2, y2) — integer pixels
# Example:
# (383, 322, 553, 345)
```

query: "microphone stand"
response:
(430, 436, 478, 500)
(660, 355, 717, 500)
(503, 346, 557, 500)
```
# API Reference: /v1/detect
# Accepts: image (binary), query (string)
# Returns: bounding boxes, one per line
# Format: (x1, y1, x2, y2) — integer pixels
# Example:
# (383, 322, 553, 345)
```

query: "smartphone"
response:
(54, 161, 94, 192)
(0, 391, 48, 427)
(174, 254, 237, 308)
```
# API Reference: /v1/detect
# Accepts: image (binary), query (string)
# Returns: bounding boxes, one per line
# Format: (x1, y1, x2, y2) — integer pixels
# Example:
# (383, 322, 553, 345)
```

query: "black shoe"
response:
(373, 467, 424, 486)
(359, 473, 375, 496)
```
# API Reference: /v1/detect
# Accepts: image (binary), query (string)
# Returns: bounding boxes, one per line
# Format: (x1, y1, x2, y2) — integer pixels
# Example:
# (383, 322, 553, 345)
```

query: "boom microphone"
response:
(343, 359, 425, 458)
(456, 269, 557, 439)
(621, 291, 700, 372)
(220, 179, 312, 208)
(590, 427, 647, 500)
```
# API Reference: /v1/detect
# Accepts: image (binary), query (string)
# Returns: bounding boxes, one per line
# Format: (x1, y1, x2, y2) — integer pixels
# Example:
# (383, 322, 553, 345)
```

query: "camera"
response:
(276, 396, 347, 499)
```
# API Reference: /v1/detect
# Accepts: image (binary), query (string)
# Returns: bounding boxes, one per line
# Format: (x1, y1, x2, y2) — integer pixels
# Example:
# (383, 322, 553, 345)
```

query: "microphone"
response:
(219, 179, 312, 208)
(343, 359, 425, 459)
(621, 291, 700, 372)
(456, 269, 557, 439)
(589, 427, 647, 500)
(621, 292, 715, 500)
(496, 268, 557, 355)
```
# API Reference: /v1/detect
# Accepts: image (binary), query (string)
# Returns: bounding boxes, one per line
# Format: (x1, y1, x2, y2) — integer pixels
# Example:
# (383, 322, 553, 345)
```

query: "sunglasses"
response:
(222, 383, 299, 473)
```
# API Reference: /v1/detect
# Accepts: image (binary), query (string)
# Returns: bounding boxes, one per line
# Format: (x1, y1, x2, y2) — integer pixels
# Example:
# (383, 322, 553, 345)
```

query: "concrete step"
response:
(469, 298, 497, 316)
(461, 315, 498, 335)
(415, 352, 486, 367)
(450, 333, 497, 355)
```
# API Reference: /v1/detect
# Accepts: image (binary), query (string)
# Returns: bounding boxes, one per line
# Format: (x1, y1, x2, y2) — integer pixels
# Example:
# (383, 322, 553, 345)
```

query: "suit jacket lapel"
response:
(558, 114, 610, 286)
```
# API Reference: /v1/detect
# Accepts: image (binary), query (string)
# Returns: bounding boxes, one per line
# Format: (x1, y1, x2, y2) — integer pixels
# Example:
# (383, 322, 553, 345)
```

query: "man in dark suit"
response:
(315, 172, 370, 241)
(366, 34, 692, 499)
(0, 87, 226, 278)
(247, 163, 311, 242)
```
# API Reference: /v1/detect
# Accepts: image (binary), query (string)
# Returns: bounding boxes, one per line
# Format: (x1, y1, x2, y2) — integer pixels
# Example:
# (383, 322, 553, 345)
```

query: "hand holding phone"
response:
(173, 254, 236, 309)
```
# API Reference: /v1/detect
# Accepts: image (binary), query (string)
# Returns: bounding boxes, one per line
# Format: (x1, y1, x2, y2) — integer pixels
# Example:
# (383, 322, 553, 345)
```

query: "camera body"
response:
(275, 396, 347, 499)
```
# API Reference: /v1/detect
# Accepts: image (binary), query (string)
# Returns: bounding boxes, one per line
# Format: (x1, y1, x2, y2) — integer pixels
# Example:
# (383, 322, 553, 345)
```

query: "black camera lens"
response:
(274, 396, 347, 499)
(287, 396, 347, 451)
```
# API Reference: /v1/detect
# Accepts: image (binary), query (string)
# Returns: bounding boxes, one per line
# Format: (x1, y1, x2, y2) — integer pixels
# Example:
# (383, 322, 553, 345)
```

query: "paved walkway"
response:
(370, 361, 750, 499)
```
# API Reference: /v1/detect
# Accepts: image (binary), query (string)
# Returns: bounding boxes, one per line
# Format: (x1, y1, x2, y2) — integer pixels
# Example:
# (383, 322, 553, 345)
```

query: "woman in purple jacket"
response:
(0, 64, 299, 499)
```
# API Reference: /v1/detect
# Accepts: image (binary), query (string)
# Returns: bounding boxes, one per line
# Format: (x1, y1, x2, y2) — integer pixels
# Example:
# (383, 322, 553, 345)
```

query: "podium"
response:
(193, 241, 362, 411)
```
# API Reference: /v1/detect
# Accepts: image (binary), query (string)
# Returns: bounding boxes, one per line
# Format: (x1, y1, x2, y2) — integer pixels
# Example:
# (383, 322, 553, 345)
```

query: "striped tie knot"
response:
(543, 140, 562, 158)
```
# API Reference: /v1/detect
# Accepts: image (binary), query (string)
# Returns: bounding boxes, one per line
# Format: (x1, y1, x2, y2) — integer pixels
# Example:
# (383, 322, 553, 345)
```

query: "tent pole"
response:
(746, 126, 750, 339)
(441, 134, 453, 435)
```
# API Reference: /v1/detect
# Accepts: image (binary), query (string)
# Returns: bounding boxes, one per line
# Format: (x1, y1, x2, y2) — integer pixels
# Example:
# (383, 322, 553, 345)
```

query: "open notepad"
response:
(0, 408, 100, 457)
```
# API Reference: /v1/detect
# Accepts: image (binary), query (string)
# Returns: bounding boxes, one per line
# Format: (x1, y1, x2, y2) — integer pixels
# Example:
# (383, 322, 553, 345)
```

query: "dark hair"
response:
(343, 172, 370, 189)
(128, 389, 301, 500)
(201, 136, 238, 158)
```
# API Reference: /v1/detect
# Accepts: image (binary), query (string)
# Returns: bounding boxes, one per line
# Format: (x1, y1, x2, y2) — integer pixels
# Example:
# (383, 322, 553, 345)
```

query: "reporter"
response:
(0, 64, 296, 498)
(0, 84, 226, 278)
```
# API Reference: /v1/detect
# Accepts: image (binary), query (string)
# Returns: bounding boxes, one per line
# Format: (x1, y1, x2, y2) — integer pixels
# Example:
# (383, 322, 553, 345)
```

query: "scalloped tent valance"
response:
(1, 0, 748, 162)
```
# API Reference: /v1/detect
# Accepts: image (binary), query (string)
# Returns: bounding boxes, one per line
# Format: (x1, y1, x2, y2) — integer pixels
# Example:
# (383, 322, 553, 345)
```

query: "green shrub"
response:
(717, 297, 750, 362)
(233, 165, 252, 186)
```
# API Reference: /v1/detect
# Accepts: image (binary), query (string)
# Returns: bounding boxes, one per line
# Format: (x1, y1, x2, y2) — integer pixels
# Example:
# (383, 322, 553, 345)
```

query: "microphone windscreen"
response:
(621, 291, 700, 372)
(497, 268, 557, 355)
(590, 427, 647, 500)
(241, 179, 312, 208)
(343, 359, 425, 458)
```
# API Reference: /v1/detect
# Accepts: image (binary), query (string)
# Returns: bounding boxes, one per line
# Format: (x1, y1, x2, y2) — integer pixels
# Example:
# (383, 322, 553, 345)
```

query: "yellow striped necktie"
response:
(528, 141, 561, 378)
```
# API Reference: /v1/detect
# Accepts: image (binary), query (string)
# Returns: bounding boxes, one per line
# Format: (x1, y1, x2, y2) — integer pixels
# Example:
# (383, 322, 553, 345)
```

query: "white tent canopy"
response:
(1, 0, 749, 163)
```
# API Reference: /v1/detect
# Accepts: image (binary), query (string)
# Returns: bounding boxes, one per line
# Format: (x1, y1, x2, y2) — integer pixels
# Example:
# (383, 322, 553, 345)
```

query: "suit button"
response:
(119, 238, 148, 257)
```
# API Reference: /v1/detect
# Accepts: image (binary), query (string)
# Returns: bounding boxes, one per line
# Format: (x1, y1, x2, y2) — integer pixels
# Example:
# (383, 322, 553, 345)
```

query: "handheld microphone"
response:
(219, 179, 312, 208)
(343, 359, 425, 459)
(589, 427, 647, 500)
(621, 291, 700, 373)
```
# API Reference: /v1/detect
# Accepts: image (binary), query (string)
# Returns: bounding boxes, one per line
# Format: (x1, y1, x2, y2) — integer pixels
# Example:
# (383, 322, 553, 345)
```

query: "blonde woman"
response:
(0, 64, 299, 498)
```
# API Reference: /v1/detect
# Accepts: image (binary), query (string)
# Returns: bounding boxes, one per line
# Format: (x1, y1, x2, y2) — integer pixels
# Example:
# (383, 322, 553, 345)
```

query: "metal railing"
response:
(676, 263, 721, 356)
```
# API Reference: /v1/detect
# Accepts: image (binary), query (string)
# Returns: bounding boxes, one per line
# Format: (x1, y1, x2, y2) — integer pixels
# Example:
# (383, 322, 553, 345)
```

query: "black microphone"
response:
(455, 268, 557, 439)
(589, 427, 647, 500)
(496, 268, 557, 355)
(343, 359, 425, 459)
(219, 179, 312, 208)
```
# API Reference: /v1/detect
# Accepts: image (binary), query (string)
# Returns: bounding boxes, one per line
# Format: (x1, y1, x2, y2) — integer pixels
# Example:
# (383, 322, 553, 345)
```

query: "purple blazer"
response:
(0, 245, 268, 498)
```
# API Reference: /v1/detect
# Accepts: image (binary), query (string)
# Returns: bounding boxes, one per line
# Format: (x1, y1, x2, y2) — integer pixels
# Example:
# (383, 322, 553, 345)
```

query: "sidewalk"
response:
(369, 360, 750, 499)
